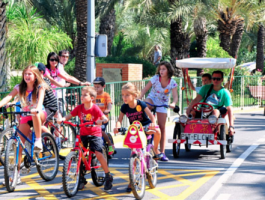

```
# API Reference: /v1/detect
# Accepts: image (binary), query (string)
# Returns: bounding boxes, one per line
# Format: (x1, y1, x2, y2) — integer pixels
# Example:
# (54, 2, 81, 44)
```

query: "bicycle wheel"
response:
(62, 151, 81, 197)
(0, 128, 12, 165)
(59, 123, 76, 160)
(172, 124, 181, 158)
(36, 133, 59, 181)
(91, 147, 108, 187)
(129, 154, 146, 200)
(4, 139, 19, 192)
(146, 148, 158, 188)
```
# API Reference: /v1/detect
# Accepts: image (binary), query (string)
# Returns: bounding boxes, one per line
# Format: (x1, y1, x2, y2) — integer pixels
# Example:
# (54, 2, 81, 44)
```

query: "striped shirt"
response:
(43, 78, 58, 112)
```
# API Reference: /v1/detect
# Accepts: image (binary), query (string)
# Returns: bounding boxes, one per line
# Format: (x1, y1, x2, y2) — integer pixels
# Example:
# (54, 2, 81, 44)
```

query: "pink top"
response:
(44, 67, 61, 96)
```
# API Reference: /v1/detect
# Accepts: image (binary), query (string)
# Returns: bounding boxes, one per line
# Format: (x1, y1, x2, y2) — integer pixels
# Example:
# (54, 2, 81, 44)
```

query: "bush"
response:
(96, 56, 156, 78)
(236, 48, 256, 65)
(64, 58, 75, 76)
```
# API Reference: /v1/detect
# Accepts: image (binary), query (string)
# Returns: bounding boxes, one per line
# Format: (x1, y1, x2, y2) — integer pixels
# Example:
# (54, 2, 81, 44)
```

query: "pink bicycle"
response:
(117, 121, 158, 200)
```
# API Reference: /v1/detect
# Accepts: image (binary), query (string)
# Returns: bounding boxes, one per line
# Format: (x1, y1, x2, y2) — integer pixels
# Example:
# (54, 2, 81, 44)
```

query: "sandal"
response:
(153, 153, 163, 160)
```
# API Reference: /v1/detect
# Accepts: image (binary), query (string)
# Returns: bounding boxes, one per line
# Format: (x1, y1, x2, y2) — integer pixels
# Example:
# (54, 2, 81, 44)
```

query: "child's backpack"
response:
(123, 121, 147, 149)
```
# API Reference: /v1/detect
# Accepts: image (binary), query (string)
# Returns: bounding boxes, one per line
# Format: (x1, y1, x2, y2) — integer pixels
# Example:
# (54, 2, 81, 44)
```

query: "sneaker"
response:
(34, 139, 43, 152)
(153, 153, 163, 160)
(104, 174, 113, 190)
(160, 153, 169, 161)
(3, 173, 22, 186)
(108, 145, 115, 155)
(78, 176, 87, 190)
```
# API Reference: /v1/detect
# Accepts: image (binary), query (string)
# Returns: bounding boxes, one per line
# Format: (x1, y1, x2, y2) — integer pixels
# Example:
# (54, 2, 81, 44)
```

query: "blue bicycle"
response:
(1, 110, 59, 192)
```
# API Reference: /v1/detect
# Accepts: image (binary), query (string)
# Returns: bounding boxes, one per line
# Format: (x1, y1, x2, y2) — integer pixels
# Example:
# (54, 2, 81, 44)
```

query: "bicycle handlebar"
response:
(0, 111, 35, 115)
(145, 102, 180, 113)
(62, 121, 97, 128)
(6, 104, 22, 108)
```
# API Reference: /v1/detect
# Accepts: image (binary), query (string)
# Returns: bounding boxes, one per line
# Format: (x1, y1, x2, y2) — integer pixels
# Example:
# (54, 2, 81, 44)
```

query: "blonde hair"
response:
(19, 65, 48, 106)
(122, 82, 140, 98)
(82, 86, 97, 98)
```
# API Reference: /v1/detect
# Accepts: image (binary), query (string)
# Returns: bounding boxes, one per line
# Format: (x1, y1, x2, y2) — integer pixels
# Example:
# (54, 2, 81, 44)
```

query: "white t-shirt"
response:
(57, 63, 66, 98)
(147, 75, 178, 105)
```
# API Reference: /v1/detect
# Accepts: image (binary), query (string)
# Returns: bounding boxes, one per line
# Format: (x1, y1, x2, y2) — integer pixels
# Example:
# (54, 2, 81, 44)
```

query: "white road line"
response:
(216, 194, 231, 200)
(201, 143, 259, 200)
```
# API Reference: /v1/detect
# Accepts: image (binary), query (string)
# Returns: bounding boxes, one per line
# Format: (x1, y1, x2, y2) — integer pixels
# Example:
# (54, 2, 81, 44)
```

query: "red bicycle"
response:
(62, 121, 108, 197)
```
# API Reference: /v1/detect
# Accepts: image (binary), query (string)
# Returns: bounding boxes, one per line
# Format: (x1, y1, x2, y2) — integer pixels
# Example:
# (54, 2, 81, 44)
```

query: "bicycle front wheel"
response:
(59, 123, 76, 160)
(146, 148, 158, 188)
(62, 151, 81, 197)
(129, 154, 146, 200)
(0, 128, 12, 165)
(36, 133, 59, 181)
(4, 138, 19, 192)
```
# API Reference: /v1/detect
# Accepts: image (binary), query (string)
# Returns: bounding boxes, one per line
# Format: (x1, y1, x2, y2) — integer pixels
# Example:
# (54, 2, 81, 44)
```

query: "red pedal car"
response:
(168, 58, 236, 159)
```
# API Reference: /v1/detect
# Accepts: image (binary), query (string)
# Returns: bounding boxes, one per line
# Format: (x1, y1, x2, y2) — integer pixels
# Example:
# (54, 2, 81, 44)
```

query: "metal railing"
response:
(0, 75, 264, 132)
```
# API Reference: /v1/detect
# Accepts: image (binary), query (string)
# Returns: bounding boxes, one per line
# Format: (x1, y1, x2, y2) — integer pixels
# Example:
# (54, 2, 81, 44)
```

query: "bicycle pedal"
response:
(98, 176, 105, 182)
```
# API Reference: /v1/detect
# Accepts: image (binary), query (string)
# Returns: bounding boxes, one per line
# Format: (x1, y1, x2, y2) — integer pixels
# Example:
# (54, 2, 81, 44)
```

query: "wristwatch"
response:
(229, 126, 234, 129)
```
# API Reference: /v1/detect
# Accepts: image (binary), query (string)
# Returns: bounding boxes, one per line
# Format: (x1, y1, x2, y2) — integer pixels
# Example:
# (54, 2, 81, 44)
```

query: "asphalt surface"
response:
(0, 111, 264, 200)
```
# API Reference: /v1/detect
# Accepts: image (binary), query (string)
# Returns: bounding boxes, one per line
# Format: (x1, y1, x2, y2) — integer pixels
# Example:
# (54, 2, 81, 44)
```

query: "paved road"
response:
(0, 111, 264, 199)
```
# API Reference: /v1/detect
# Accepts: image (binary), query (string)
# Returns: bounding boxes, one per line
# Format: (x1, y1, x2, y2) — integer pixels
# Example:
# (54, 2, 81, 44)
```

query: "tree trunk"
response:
(0, 1, 7, 92)
(170, 17, 190, 77)
(194, 17, 207, 76)
(74, 0, 87, 82)
(99, 9, 116, 56)
(229, 19, 244, 58)
(256, 24, 264, 72)
(217, 10, 244, 58)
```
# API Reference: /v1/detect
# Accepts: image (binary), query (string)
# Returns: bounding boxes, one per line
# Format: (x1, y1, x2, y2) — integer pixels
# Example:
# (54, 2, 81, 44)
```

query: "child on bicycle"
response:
(93, 77, 115, 155)
(60, 86, 113, 190)
(140, 61, 178, 161)
(114, 82, 162, 192)
(0, 65, 48, 184)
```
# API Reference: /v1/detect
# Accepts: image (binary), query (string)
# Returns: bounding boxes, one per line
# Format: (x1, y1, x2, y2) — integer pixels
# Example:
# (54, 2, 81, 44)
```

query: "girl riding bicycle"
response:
(0, 65, 48, 183)
(114, 82, 163, 192)
(140, 61, 178, 161)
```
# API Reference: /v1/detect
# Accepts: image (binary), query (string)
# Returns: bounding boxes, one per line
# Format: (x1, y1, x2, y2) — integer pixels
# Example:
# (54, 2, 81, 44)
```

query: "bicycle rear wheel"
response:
(91, 147, 108, 187)
(36, 133, 59, 181)
(129, 154, 146, 200)
(62, 151, 81, 197)
(4, 139, 19, 192)
(59, 123, 76, 160)
(0, 128, 12, 165)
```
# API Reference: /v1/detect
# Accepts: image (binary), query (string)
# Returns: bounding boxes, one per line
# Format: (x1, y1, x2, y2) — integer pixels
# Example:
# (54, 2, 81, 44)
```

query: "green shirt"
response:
(198, 84, 232, 109)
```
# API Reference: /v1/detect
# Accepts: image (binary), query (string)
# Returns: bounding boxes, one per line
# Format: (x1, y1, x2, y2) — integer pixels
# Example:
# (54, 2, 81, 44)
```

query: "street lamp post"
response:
(86, 0, 95, 82)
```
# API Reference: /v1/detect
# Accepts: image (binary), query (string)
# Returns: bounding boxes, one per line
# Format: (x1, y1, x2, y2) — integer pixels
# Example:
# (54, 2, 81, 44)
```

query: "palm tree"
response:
(27, 0, 76, 54)
(74, 0, 87, 82)
(256, 0, 265, 71)
(6, 3, 72, 69)
(256, 24, 264, 71)
(207, 0, 262, 58)
(0, 1, 7, 92)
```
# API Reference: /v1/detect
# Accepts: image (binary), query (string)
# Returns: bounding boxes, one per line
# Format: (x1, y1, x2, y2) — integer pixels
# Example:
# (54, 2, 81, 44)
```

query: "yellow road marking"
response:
(1, 167, 219, 200)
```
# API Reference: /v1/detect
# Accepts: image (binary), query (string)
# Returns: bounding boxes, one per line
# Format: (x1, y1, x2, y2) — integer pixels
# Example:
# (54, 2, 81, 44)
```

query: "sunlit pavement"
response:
(1, 111, 265, 199)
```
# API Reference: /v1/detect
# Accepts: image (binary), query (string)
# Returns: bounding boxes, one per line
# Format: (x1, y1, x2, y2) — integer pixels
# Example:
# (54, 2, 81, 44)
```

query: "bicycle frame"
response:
(63, 121, 101, 175)
(46, 121, 66, 141)
(11, 128, 53, 163)
(130, 135, 154, 175)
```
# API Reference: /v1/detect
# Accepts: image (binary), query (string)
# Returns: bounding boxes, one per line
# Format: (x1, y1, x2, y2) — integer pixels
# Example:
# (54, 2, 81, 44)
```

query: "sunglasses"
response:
(49, 59, 58, 62)
(61, 55, 69, 58)
(212, 77, 222, 81)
